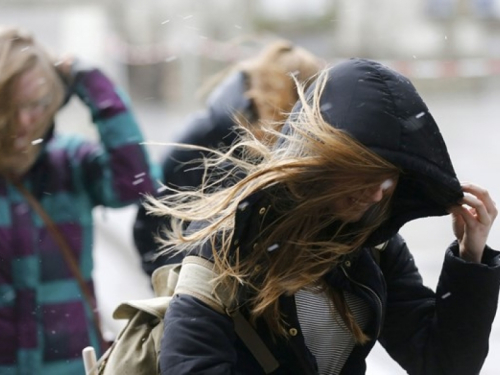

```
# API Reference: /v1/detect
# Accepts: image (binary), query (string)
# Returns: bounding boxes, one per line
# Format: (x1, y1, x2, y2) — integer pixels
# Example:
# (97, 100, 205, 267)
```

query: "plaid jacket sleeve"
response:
(72, 68, 156, 207)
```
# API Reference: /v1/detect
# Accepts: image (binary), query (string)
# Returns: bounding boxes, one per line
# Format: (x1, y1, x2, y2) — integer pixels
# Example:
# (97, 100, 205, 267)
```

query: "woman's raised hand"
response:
(448, 183, 497, 263)
(54, 54, 75, 85)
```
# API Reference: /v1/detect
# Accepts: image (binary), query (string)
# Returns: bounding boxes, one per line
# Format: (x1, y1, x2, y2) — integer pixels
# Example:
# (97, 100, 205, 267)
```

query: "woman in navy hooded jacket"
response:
(149, 58, 500, 375)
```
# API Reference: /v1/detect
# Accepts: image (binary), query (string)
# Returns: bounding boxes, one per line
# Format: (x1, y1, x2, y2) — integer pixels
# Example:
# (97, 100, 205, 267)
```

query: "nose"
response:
(362, 186, 385, 204)
(17, 107, 38, 131)
(365, 186, 384, 203)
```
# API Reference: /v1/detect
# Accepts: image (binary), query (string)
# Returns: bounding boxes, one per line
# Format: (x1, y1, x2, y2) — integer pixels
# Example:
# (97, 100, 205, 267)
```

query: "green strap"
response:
(232, 311, 280, 373)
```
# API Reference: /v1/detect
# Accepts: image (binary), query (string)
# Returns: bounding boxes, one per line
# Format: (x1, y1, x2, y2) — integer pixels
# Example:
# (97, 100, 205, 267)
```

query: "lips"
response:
(14, 136, 30, 151)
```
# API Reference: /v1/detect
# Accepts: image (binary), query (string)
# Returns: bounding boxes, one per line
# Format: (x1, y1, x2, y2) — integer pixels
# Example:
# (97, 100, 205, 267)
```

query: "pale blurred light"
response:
(257, 0, 331, 20)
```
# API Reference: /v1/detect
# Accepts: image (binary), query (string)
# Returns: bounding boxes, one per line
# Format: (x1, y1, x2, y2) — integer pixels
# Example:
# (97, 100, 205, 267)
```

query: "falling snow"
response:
(157, 186, 168, 193)
(380, 179, 394, 191)
(238, 202, 249, 211)
(31, 138, 43, 145)
(267, 243, 280, 252)
(320, 103, 332, 111)
(132, 178, 144, 185)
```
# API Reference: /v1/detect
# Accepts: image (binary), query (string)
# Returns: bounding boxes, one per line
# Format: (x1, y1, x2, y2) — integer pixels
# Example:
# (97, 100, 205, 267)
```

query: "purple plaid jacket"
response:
(0, 69, 155, 374)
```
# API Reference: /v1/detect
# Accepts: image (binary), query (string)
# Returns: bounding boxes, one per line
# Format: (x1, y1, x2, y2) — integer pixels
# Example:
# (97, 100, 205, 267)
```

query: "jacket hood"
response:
(291, 58, 463, 245)
(205, 70, 253, 130)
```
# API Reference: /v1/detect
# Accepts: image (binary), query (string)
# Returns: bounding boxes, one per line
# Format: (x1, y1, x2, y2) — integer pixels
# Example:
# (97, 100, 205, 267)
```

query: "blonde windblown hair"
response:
(147, 68, 400, 343)
(199, 40, 323, 144)
(0, 27, 65, 168)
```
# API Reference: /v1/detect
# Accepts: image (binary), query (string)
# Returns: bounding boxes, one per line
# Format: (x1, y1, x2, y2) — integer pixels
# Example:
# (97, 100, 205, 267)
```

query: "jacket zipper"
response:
(340, 265, 383, 338)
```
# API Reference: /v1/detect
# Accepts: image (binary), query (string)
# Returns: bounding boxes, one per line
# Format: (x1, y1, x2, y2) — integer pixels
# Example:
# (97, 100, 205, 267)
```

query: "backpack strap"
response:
(151, 263, 181, 297)
(174, 256, 227, 314)
(176, 256, 280, 374)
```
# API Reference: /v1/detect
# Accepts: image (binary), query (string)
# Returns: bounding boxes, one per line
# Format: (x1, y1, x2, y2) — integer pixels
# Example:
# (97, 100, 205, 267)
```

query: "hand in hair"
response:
(449, 183, 498, 263)
(54, 54, 75, 85)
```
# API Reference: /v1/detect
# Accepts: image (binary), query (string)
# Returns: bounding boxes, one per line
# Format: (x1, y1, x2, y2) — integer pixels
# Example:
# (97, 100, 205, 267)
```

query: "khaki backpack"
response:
(83, 256, 279, 375)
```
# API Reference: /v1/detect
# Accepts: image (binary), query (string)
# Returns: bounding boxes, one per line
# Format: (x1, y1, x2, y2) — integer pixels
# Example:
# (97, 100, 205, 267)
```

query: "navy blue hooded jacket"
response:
(159, 59, 500, 374)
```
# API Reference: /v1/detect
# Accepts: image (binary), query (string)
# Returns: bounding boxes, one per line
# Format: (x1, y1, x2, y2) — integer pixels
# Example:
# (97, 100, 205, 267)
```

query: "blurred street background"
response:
(1, 0, 500, 373)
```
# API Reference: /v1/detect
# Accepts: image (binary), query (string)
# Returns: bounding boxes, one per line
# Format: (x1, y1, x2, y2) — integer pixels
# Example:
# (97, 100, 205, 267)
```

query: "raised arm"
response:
(379, 232, 500, 374)
(58, 58, 156, 207)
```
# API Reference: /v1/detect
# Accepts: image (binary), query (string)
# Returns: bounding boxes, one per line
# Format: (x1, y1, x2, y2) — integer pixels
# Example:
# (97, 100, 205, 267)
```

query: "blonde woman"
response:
(134, 40, 323, 274)
(153, 59, 499, 375)
(0, 27, 155, 374)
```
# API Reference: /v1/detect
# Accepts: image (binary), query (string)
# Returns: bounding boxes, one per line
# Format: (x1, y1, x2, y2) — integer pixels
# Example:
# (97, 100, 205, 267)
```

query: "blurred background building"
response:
(3, 0, 500, 108)
(1, 1, 500, 374)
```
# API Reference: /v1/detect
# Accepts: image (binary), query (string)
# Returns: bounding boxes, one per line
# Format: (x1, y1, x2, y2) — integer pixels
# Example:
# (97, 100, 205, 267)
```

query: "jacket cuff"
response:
(70, 58, 96, 83)
(447, 241, 500, 268)
(444, 242, 500, 293)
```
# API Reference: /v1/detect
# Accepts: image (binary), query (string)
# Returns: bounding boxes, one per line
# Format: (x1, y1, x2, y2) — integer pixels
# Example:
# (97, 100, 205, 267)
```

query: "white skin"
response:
(335, 179, 496, 264)
(448, 183, 497, 263)
(3, 56, 71, 176)
(3, 63, 54, 175)
(11, 67, 53, 151)
(332, 178, 396, 222)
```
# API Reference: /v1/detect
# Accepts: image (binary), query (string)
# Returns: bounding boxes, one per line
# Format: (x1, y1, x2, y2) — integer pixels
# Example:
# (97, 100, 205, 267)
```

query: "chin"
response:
(336, 210, 366, 223)
(3, 153, 38, 176)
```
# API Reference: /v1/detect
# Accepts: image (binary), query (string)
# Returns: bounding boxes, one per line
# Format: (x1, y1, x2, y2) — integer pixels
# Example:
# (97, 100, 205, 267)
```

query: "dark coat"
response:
(159, 59, 500, 374)
(133, 71, 252, 274)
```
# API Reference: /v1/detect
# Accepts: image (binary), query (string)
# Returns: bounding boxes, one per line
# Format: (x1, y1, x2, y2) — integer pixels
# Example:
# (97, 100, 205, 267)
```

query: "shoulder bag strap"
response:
(10, 178, 107, 352)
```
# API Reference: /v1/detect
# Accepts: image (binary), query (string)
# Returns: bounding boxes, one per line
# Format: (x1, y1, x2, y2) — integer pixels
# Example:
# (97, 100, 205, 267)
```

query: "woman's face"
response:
(331, 178, 397, 222)
(1, 62, 57, 175)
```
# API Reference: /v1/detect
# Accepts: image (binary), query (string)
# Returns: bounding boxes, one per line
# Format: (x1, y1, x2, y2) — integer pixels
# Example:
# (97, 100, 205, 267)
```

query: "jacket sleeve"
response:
(379, 234, 500, 375)
(132, 112, 239, 275)
(132, 194, 186, 276)
(160, 293, 238, 374)
(71, 67, 156, 207)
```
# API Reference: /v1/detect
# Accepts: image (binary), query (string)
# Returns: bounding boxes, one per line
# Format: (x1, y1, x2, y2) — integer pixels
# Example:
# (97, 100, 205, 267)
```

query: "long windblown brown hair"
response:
(146, 69, 400, 343)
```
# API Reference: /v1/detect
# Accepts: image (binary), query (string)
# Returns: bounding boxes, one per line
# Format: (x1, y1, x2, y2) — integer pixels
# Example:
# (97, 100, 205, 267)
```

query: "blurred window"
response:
(427, 0, 456, 18)
(258, 0, 329, 20)
(471, 0, 497, 18)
